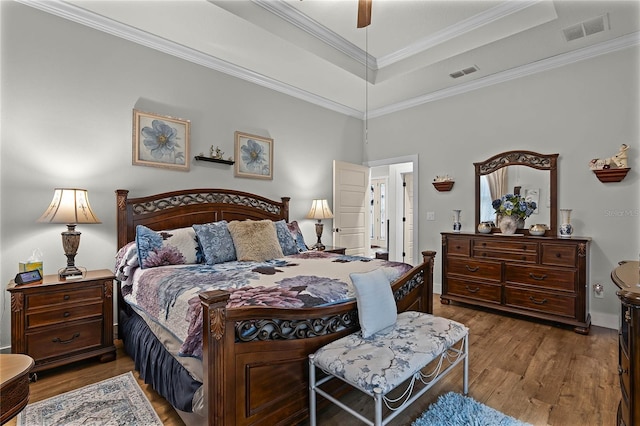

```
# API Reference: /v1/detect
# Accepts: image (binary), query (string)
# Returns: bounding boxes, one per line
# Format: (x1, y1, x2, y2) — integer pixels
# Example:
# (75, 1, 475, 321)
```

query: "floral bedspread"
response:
(117, 250, 412, 359)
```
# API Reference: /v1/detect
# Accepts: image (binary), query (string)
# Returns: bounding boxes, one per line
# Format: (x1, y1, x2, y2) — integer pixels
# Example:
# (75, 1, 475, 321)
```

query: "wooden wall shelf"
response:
(432, 181, 454, 192)
(194, 156, 234, 165)
(593, 168, 630, 183)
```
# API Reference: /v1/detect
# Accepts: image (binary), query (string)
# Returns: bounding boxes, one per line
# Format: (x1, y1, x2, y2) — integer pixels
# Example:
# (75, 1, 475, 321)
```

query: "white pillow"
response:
(350, 268, 397, 338)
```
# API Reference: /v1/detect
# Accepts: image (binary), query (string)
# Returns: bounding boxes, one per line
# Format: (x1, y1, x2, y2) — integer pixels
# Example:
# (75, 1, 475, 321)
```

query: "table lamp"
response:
(37, 188, 101, 278)
(306, 199, 333, 250)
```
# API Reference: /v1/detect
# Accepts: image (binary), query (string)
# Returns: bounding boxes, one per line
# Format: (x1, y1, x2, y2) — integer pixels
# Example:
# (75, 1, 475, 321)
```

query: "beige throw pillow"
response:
(227, 220, 284, 262)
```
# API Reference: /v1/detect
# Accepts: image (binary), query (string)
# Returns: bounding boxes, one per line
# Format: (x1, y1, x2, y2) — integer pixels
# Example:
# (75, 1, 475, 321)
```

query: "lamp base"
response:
(58, 266, 84, 279)
(310, 243, 326, 251)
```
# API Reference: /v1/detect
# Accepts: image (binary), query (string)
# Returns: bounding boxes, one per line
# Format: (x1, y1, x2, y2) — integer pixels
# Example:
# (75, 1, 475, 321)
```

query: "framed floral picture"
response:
(132, 110, 190, 171)
(234, 131, 273, 180)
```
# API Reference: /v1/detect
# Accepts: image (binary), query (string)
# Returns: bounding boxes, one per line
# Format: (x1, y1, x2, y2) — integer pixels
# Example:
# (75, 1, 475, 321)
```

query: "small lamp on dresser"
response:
(306, 199, 333, 251)
(37, 188, 101, 279)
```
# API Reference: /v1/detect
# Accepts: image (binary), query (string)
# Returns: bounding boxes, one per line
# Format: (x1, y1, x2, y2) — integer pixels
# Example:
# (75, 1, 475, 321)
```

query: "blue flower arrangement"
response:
(492, 194, 536, 219)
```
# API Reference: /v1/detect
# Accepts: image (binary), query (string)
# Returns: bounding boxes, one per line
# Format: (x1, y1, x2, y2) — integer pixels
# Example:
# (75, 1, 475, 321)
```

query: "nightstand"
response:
(7, 269, 116, 374)
(319, 246, 347, 255)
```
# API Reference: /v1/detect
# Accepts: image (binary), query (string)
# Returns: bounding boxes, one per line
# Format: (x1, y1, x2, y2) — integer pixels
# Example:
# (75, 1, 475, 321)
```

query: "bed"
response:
(114, 188, 436, 425)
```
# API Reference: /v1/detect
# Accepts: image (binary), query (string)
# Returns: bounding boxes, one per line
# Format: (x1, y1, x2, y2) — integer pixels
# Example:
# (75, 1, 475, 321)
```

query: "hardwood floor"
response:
(6, 302, 619, 426)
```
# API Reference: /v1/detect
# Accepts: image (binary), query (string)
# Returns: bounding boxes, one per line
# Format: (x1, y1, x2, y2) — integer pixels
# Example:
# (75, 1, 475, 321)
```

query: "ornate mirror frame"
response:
(474, 151, 559, 236)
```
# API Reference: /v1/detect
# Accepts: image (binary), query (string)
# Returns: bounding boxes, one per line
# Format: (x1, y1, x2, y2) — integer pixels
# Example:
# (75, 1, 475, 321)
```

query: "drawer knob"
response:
(63, 312, 70, 318)
(52, 333, 80, 344)
(529, 273, 547, 281)
(465, 285, 480, 293)
(465, 265, 479, 272)
(555, 253, 561, 258)
(64, 295, 71, 300)
(529, 296, 548, 305)
(618, 365, 629, 375)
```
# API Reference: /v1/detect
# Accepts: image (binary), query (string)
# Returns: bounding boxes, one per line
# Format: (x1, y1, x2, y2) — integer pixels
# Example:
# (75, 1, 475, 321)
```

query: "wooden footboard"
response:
(199, 251, 436, 425)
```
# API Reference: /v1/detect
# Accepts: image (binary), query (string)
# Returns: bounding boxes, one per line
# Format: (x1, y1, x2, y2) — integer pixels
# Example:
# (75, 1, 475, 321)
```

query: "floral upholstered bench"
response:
(308, 268, 469, 426)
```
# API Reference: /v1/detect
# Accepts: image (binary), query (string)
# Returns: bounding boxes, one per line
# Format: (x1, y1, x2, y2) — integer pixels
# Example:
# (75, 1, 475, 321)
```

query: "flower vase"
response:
(559, 209, 573, 238)
(452, 210, 462, 233)
(498, 214, 519, 235)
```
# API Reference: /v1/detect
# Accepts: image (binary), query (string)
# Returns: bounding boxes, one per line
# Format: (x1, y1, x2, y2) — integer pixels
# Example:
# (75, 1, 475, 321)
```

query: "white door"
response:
(333, 160, 370, 256)
(402, 173, 414, 265)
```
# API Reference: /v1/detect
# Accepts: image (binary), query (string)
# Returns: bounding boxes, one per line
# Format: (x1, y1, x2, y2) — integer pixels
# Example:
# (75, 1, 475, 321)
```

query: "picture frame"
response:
(234, 131, 273, 180)
(132, 109, 190, 171)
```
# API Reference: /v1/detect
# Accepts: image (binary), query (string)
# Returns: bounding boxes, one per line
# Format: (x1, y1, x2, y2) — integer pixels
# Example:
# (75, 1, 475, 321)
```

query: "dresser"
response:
(612, 260, 640, 426)
(7, 269, 116, 374)
(441, 232, 591, 334)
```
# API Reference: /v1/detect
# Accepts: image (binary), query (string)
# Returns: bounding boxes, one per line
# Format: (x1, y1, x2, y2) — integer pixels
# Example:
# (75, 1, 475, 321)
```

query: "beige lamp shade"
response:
(306, 199, 334, 220)
(37, 188, 101, 225)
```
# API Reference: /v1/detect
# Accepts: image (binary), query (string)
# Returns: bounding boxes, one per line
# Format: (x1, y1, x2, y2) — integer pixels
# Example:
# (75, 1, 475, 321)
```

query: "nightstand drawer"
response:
(27, 320, 103, 360)
(26, 286, 103, 310)
(26, 302, 103, 329)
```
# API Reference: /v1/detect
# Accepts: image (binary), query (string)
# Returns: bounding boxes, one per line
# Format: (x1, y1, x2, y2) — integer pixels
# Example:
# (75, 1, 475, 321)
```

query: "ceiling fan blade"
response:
(357, 0, 372, 28)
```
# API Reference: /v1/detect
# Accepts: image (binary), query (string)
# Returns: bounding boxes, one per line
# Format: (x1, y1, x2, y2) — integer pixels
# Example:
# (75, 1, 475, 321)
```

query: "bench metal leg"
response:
(309, 354, 317, 426)
(463, 334, 469, 395)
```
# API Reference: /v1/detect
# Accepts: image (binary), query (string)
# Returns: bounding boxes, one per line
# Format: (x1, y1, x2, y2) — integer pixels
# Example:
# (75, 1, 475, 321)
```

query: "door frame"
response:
(364, 154, 419, 265)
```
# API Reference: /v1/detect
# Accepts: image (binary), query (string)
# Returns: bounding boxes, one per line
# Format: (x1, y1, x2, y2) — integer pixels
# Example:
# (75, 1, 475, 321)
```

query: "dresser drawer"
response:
(473, 239, 538, 253)
(474, 249, 537, 263)
(26, 319, 103, 361)
(26, 286, 103, 310)
(446, 237, 471, 256)
(445, 278, 501, 304)
(26, 302, 103, 329)
(504, 286, 575, 318)
(504, 265, 576, 292)
(620, 342, 631, 407)
(447, 257, 502, 282)
(541, 244, 577, 267)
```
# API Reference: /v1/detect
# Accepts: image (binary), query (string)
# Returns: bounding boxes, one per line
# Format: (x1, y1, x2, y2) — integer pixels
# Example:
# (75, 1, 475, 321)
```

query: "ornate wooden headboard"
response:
(116, 188, 290, 249)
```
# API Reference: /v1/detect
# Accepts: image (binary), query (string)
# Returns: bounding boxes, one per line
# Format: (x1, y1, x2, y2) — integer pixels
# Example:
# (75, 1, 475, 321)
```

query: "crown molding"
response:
(369, 31, 640, 119)
(16, 0, 640, 121)
(17, 0, 362, 118)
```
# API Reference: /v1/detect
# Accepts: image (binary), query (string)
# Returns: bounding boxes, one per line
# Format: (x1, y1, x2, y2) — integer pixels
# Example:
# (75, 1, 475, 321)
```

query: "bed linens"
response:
(118, 251, 411, 360)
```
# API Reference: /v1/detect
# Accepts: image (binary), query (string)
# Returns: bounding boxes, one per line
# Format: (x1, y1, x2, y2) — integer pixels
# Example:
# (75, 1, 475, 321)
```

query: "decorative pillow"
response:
(286, 220, 308, 252)
(350, 268, 397, 338)
(136, 225, 200, 269)
(275, 220, 299, 255)
(227, 220, 284, 262)
(192, 221, 237, 265)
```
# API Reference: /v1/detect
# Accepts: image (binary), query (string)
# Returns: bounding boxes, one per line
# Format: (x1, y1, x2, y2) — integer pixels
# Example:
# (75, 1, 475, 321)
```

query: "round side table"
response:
(0, 354, 34, 424)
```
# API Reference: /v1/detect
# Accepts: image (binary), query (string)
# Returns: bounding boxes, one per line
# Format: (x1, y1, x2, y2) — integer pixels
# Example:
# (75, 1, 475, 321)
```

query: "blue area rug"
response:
(413, 392, 532, 426)
(17, 372, 163, 426)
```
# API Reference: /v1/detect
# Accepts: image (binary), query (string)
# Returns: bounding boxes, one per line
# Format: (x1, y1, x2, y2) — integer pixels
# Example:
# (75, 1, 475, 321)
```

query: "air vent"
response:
(449, 65, 479, 79)
(563, 14, 609, 42)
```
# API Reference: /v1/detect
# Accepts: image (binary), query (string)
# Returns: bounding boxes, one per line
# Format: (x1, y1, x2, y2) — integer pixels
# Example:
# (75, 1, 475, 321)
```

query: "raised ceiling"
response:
(20, 0, 640, 118)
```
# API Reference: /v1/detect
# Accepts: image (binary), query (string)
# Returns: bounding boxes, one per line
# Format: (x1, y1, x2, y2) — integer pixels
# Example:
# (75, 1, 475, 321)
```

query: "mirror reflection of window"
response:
(480, 175, 495, 223)
(370, 178, 387, 248)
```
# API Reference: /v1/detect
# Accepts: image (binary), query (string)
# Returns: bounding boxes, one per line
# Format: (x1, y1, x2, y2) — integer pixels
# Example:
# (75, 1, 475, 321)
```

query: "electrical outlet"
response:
(593, 283, 604, 298)
(426, 211, 435, 221)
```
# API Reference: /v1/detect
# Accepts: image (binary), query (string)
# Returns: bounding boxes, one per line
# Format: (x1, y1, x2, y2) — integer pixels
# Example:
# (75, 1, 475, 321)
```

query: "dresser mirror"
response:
(474, 151, 559, 236)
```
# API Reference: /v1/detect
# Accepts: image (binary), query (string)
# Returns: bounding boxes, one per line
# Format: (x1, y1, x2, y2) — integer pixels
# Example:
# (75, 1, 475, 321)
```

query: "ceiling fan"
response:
(357, 0, 372, 28)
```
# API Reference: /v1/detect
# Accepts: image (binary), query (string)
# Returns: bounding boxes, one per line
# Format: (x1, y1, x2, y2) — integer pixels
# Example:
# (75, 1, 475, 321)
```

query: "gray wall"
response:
(0, 2, 362, 350)
(1, 2, 638, 351)
(365, 45, 640, 329)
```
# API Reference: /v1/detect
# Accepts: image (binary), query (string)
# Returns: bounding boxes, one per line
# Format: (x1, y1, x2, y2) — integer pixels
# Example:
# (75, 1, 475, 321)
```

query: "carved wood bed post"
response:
(199, 290, 231, 426)
(422, 251, 436, 314)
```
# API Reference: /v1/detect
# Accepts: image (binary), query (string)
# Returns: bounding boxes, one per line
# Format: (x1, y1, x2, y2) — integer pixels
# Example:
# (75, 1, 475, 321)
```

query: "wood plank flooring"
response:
(5, 302, 619, 426)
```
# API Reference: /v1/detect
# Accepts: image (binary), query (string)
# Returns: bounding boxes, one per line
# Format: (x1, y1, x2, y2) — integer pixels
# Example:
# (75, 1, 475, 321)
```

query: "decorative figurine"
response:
(589, 144, 629, 170)
(210, 146, 225, 159)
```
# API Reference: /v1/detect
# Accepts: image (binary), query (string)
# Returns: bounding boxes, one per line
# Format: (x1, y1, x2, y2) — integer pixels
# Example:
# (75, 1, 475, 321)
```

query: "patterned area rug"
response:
(412, 392, 532, 426)
(17, 372, 163, 426)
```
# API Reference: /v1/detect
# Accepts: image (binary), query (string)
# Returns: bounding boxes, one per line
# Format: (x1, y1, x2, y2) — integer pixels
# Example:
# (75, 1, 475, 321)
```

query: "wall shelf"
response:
(593, 168, 630, 183)
(432, 181, 454, 192)
(194, 156, 234, 165)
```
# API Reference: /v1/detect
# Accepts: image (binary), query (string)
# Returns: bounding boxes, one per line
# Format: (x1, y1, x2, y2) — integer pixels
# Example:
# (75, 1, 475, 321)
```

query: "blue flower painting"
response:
(235, 132, 273, 179)
(141, 119, 184, 164)
(133, 110, 190, 171)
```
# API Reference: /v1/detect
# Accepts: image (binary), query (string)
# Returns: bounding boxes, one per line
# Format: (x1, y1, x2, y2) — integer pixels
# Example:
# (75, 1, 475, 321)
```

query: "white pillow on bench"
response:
(350, 268, 397, 338)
